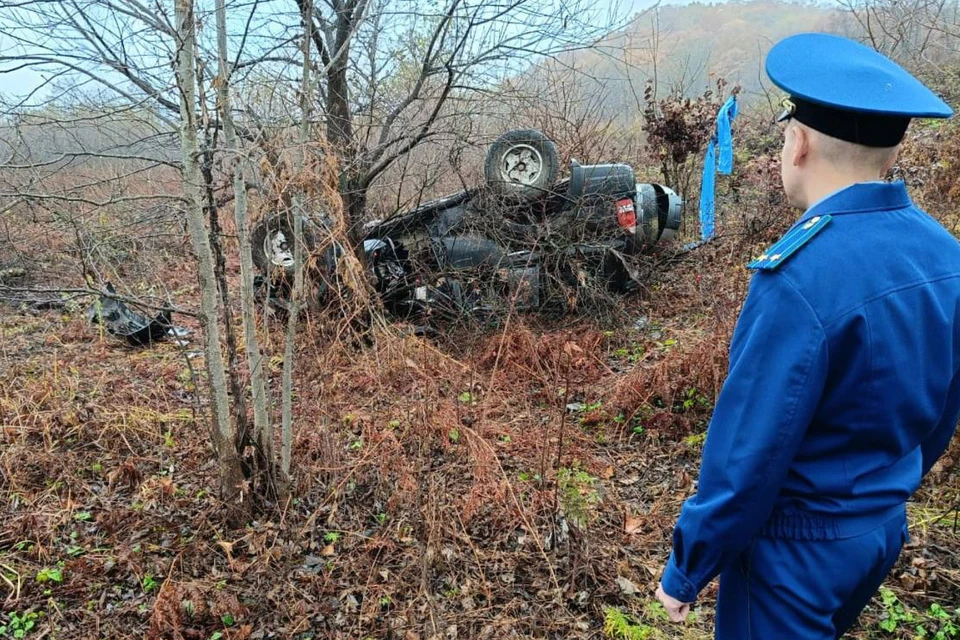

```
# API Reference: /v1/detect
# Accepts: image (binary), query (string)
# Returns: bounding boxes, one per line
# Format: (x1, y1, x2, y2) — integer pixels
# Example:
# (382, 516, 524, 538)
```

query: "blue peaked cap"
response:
(766, 33, 953, 146)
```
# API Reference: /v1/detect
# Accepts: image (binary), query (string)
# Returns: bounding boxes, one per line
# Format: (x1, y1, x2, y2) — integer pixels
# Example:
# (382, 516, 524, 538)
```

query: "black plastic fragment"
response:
(87, 282, 174, 347)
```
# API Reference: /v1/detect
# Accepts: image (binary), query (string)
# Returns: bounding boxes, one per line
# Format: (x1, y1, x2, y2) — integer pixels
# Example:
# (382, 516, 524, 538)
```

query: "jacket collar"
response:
(796, 180, 912, 226)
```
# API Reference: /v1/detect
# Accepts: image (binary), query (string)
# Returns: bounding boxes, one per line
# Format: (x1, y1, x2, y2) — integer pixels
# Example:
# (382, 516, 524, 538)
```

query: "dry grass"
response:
(2, 241, 958, 639)
(0, 116, 958, 639)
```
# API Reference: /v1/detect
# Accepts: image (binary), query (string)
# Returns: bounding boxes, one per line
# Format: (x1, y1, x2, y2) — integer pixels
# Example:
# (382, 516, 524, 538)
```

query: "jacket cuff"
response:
(661, 553, 698, 603)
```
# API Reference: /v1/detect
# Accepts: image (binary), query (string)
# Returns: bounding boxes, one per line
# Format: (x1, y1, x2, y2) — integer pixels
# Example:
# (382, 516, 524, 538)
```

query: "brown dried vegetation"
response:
(1, 114, 959, 639)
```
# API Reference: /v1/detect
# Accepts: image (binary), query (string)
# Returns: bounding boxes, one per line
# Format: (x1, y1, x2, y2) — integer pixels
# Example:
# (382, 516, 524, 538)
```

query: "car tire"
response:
(484, 129, 559, 201)
(251, 211, 318, 275)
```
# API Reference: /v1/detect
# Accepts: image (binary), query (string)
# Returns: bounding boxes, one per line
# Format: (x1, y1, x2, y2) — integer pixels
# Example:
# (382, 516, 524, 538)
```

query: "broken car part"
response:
(87, 282, 176, 346)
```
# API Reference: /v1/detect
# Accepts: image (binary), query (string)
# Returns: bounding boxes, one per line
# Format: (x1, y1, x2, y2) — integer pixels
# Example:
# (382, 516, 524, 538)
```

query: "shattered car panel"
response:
(87, 282, 177, 346)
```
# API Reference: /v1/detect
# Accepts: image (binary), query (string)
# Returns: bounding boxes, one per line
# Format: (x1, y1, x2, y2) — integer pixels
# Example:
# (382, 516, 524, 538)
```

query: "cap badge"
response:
(776, 97, 797, 123)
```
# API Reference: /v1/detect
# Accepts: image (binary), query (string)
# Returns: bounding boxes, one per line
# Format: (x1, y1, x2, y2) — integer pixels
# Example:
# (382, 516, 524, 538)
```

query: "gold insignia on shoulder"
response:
(747, 214, 833, 271)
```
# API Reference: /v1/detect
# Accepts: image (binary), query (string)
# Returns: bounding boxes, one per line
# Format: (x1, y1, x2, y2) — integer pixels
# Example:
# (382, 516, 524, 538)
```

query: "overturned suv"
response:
(251, 129, 682, 323)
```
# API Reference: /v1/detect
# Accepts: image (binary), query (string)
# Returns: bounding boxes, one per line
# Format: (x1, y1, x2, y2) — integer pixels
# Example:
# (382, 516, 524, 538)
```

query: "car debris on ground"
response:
(86, 282, 187, 347)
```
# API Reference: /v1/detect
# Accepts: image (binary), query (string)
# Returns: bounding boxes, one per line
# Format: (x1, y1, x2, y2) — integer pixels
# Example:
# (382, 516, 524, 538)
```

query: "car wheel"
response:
(484, 129, 559, 201)
(250, 211, 318, 275)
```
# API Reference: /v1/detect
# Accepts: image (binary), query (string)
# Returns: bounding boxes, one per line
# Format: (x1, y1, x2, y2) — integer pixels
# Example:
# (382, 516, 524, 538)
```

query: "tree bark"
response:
(281, 0, 315, 479)
(325, 0, 354, 152)
(201, 141, 251, 474)
(216, 0, 279, 497)
(326, 57, 353, 152)
(174, 0, 246, 518)
(323, 0, 370, 235)
(341, 174, 368, 243)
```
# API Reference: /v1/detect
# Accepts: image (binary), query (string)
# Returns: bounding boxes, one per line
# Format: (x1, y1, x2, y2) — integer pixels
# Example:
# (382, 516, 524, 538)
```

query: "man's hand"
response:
(656, 583, 691, 622)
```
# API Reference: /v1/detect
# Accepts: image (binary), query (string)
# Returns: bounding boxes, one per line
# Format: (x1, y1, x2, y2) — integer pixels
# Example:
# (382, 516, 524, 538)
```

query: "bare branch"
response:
(2, 152, 181, 170)
(363, 63, 456, 188)
(2, 192, 185, 206)
(373, 0, 460, 152)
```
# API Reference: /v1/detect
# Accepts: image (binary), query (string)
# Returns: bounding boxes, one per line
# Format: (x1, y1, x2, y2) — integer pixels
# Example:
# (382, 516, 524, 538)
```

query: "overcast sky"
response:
(0, 0, 724, 103)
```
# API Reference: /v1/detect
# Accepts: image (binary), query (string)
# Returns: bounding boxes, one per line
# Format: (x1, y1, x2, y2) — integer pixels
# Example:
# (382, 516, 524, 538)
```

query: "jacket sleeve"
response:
(922, 371, 960, 477)
(660, 271, 829, 603)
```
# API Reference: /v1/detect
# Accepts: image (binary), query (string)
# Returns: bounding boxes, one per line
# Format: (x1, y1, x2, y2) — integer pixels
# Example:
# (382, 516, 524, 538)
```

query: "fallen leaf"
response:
(624, 515, 643, 534)
(229, 624, 253, 640)
(601, 466, 615, 479)
(900, 572, 918, 591)
(321, 544, 336, 557)
(563, 342, 583, 357)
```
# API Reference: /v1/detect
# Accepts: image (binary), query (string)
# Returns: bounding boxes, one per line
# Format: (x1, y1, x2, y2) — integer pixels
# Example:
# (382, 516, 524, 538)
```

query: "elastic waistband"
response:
(759, 503, 906, 541)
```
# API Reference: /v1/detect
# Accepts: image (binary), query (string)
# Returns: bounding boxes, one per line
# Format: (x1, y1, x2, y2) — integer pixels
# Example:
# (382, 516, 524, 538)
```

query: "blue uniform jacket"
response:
(661, 181, 960, 603)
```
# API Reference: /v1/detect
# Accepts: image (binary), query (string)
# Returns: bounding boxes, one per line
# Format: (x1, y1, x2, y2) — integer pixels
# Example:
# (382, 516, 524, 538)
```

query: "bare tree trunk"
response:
(194, 49, 249, 449)
(215, 0, 279, 496)
(281, 0, 314, 480)
(200, 133, 251, 473)
(321, 0, 369, 236)
(326, 47, 353, 152)
(174, 0, 246, 517)
(342, 177, 367, 242)
(327, 33, 358, 234)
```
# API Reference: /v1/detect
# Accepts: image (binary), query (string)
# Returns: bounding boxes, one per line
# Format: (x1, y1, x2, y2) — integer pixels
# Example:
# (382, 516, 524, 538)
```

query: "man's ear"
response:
(791, 124, 810, 167)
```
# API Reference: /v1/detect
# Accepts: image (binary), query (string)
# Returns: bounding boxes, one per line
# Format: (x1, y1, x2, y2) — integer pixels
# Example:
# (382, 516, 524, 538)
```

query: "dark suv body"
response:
(252, 129, 682, 322)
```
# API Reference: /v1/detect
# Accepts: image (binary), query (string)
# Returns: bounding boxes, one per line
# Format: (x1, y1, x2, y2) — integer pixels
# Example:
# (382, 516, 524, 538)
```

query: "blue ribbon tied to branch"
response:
(698, 95, 738, 241)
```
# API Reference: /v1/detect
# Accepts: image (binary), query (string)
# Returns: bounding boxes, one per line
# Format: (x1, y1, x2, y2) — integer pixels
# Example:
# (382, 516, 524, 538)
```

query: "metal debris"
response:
(87, 282, 176, 346)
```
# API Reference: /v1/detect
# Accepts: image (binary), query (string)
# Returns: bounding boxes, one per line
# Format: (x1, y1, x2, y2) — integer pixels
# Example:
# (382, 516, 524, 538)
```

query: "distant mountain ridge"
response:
(524, 0, 845, 120)
(622, 0, 840, 97)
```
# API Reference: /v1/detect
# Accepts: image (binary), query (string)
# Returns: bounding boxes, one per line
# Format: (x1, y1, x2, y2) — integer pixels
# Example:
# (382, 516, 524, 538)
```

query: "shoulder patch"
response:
(747, 214, 832, 270)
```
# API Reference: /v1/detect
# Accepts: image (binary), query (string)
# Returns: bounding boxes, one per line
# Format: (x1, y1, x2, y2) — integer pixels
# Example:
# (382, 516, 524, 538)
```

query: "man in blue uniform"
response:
(654, 33, 958, 638)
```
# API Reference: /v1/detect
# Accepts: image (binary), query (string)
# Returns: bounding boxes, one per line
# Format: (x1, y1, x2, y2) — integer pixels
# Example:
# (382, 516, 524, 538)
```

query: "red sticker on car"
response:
(616, 199, 636, 232)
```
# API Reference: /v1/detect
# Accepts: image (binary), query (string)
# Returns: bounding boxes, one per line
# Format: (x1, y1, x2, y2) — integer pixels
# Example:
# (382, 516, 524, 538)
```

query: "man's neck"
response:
(802, 171, 885, 210)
